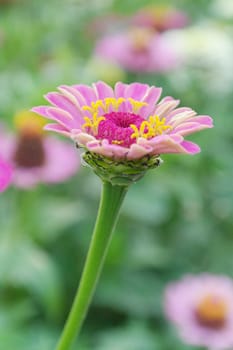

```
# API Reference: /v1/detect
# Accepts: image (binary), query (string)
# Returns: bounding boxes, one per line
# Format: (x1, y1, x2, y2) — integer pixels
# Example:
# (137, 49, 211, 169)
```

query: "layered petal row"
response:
(32, 81, 213, 160)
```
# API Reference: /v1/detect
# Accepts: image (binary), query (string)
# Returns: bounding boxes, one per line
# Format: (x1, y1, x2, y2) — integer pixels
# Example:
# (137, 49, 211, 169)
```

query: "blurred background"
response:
(0, 0, 233, 349)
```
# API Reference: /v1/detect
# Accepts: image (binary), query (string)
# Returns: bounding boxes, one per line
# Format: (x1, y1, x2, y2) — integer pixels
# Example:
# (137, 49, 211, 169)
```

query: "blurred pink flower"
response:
(0, 112, 80, 189)
(131, 5, 189, 32)
(164, 274, 233, 350)
(0, 156, 12, 192)
(94, 27, 179, 73)
(32, 81, 213, 161)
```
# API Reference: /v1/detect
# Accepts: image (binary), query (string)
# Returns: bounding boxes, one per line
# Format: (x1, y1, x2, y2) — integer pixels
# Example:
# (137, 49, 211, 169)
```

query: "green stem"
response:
(55, 181, 128, 350)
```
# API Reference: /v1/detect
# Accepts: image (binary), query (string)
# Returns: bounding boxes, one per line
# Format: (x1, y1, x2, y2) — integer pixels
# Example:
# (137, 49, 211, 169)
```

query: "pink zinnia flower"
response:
(32, 81, 213, 161)
(0, 156, 12, 192)
(94, 28, 178, 73)
(132, 5, 189, 32)
(164, 274, 233, 350)
(0, 111, 80, 189)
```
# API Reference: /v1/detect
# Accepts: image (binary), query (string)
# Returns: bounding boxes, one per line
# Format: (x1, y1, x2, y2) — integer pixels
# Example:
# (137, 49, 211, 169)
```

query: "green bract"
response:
(82, 151, 162, 186)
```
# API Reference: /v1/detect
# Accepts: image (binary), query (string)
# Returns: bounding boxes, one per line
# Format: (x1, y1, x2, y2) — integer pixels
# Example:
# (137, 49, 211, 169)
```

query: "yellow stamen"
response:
(94, 100, 107, 112)
(82, 112, 105, 135)
(139, 120, 152, 137)
(131, 115, 172, 140)
(112, 140, 123, 145)
(148, 115, 172, 134)
(104, 98, 116, 112)
(116, 97, 126, 107)
(128, 98, 148, 113)
(82, 105, 95, 114)
(82, 97, 147, 115)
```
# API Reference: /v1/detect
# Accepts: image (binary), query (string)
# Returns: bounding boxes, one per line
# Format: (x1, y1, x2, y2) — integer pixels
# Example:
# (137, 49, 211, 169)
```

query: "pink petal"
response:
(58, 85, 87, 107)
(92, 81, 114, 99)
(185, 115, 213, 127)
(41, 137, 80, 183)
(86, 139, 129, 159)
(172, 121, 212, 136)
(86, 140, 116, 158)
(46, 91, 84, 124)
(159, 96, 178, 103)
(145, 134, 200, 154)
(73, 84, 97, 105)
(166, 107, 194, 120)
(169, 110, 197, 127)
(0, 158, 12, 192)
(125, 83, 150, 100)
(31, 106, 50, 117)
(154, 99, 180, 118)
(32, 106, 75, 129)
(32, 106, 76, 129)
(72, 130, 96, 145)
(114, 82, 127, 98)
(140, 86, 162, 117)
(102, 140, 130, 158)
(0, 127, 16, 159)
(127, 143, 153, 159)
(37, 106, 75, 130)
(180, 140, 200, 154)
(13, 168, 41, 189)
(44, 123, 71, 137)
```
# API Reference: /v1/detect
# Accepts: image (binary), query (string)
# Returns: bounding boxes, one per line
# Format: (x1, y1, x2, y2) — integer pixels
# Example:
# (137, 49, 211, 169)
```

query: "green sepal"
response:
(82, 151, 162, 186)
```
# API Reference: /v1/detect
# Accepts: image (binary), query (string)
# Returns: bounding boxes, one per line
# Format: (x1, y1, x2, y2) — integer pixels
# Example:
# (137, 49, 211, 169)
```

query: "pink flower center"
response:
(13, 133, 45, 168)
(96, 112, 144, 147)
(195, 294, 227, 329)
(82, 97, 172, 148)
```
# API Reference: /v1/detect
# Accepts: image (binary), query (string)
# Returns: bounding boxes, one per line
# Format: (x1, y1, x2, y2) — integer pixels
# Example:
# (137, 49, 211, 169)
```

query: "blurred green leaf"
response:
(95, 270, 164, 317)
(95, 321, 159, 350)
(0, 236, 63, 320)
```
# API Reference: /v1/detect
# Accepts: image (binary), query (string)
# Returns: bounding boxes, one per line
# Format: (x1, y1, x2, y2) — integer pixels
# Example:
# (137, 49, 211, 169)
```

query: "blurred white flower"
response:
(212, 0, 233, 19)
(165, 22, 233, 94)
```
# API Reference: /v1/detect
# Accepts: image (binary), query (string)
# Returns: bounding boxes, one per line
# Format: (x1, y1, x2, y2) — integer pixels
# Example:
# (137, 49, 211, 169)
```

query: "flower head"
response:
(94, 28, 179, 73)
(32, 81, 213, 161)
(0, 111, 80, 189)
(164, 274, 233, 349)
